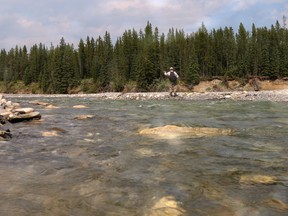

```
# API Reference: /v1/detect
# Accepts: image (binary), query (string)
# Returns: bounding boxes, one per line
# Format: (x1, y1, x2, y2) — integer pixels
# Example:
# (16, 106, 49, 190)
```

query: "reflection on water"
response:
(1, 96, 288, 215)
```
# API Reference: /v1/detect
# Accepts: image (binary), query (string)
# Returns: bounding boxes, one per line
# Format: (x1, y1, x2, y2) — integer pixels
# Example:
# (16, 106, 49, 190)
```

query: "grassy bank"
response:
(1, 79, 287, 94)
(0, 79, 179, 94)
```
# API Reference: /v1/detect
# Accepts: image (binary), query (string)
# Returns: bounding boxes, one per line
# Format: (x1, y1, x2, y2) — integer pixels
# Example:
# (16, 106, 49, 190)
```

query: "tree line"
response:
(0, 19, 288, 93)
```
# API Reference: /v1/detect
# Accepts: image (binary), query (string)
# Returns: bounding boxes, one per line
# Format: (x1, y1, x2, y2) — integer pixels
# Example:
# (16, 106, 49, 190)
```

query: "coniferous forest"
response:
(0, 19, 288, 94)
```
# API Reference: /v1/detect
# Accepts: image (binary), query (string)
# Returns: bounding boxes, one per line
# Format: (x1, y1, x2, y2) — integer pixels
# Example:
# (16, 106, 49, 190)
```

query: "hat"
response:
(170, 67, 173, 70)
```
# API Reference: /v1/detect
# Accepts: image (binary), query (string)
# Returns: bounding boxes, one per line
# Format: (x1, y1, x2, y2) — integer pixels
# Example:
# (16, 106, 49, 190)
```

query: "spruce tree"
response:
(185, 44, 200, 85)
(258, 27, 270, 77)
(19, 45, 29, 80)
(78, 39, 86, 79)
(195, 23, 210, 77)
(0, 49, 7, 81)
(223, 27, 236, 77)
(249, 24, 259, 76)
(51, 38, 69, 93)
(236, 23, 249, 78)
(269, 25, 280, 79)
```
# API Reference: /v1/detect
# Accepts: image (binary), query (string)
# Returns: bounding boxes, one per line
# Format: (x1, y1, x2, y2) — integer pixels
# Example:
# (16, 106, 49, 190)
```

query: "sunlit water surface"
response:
(0, 96, 287, 216)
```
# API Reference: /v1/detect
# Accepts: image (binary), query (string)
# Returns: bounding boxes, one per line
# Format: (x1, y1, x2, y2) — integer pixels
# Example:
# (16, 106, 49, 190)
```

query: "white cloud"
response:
(17, 18, 43, 29)
(0, 0, 286, 50)
(231, 0, 258, 11)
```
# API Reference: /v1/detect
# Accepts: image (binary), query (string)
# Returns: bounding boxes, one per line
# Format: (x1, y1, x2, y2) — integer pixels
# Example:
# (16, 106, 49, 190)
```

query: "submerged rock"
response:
(42, 131, 59, 137)
(73, 114, 95, 120)
(0, 129, 12, 140)
(45, 104, 59, 109)
(239, 174, 277, 185)
(29, 100, 50, 106)
(42, 127, 66, 137)
(262, 198, 288, 211)
(139, 125, 233, 139)
(30, 100, 59, 109)
(146, 196, 185, 216)
(73, 105, 88, 108)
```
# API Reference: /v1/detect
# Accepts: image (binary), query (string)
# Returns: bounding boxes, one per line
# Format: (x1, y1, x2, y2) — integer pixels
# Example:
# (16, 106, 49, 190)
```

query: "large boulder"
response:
(0, 94, 42, 140)
(13, 107, 34, 114)
(139, 125, 233, 139)
(8, 111, 41, 123)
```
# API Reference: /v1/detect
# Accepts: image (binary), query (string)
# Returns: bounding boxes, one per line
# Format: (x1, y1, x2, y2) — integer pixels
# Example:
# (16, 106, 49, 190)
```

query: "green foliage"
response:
(186, 63, 200, 85)
(1, 19, 288, 93)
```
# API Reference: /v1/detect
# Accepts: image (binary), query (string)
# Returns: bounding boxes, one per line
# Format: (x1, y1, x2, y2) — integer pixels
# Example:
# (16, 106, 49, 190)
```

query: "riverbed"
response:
(1, 96, 287, 215)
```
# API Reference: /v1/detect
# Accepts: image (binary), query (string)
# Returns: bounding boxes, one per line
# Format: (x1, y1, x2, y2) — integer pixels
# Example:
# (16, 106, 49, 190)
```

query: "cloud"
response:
(0, 0, 287, 50)
(231, 0, 286, 11)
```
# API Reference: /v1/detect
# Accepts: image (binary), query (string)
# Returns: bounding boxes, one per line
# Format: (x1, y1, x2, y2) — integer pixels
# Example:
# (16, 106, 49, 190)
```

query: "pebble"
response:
(4, 90, 288, 101)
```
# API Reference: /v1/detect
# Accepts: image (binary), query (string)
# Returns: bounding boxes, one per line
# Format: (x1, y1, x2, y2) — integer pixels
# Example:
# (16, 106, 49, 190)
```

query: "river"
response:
(0, 96, 287, 215)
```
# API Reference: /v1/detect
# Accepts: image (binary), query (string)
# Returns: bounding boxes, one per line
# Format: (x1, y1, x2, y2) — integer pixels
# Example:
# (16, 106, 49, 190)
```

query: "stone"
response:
(0, 130, 12, 140)
(262, 198, 288, 211)
(13, 107, 34, 114)
(8, 111, 41, 123)
(45, 104, 59, 109)
(42, 131, 59, 137)
(42, 127, 66, 137)
(73, 105, 88, 108)
(239, 174, 277, 185)
(73, 115, 95, 120)
(146, 196, 185, 216)
(139, 125, 233, 139)
(0, 111, 12, 119)
(29, 100, 49, 106)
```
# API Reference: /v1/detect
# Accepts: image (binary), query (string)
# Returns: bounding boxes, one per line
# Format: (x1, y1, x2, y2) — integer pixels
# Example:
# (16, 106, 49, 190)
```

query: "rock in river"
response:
(146, 196, 185, 216)
(239, 174, 277, 185)
(139, 125, 234, 139)
(8, 111, 41, 123)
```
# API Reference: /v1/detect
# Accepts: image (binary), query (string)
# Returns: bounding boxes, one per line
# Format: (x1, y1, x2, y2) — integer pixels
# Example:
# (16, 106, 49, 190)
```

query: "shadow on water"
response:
(0, 97, 288, 215)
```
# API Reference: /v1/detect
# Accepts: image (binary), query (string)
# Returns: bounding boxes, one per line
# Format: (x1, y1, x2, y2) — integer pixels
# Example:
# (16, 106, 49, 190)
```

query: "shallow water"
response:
(1, 96, 288, 215)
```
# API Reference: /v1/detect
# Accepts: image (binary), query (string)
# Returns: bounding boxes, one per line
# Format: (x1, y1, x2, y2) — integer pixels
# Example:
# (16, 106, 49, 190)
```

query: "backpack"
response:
(169, 71, 177, 84)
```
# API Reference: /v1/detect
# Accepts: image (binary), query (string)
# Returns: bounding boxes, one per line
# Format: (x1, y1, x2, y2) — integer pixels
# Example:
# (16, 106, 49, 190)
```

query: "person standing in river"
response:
(164, 67, 179, 97)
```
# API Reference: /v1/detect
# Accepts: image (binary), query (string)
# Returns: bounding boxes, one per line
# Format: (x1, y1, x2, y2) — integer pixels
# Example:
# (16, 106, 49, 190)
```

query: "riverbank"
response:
(3, 78, 288, 102)
(4, 89, 288, 102)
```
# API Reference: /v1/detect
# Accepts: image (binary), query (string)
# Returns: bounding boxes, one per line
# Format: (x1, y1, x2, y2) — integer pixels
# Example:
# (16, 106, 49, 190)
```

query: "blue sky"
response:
(0, 0, 287, 50)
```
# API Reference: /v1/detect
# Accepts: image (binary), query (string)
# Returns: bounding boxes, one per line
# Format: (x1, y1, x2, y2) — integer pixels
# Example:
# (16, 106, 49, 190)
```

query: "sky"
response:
(0, 0, 287, 50)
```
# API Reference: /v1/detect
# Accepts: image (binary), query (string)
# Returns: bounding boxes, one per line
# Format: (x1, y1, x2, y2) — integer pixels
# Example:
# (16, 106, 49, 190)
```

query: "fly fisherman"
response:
(164, 67, 179, 97)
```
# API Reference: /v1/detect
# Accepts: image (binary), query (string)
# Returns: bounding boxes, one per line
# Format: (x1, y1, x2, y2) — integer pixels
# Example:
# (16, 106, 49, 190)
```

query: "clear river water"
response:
(0, 96, 287, 216)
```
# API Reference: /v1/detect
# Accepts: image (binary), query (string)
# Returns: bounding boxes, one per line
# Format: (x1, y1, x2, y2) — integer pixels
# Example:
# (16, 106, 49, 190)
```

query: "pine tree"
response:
(278, 19, 288, 77)
(223, 27, 236, 77)
(185, 43, 200, 85)
(195, 23, 210, 77)
(269, 25, 280, 79)
(111, 38, 127, 91)
(249, 24, 259, 76)
(24, 45, 38, 85)
(258, 27, 270, 77)
(19, 45, 29, 80)
(236, 23, 249, 78)
(122, 29, 139, 81)
(78, 39, 86, 79)
(0, 49, 7, 81)
(51, 38, 71, 93)
(5, 48, 17, 82)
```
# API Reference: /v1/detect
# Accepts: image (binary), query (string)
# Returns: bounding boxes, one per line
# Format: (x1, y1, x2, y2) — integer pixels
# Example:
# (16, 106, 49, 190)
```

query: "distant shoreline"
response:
(4, 90, 288, 102)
